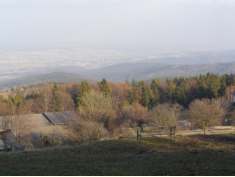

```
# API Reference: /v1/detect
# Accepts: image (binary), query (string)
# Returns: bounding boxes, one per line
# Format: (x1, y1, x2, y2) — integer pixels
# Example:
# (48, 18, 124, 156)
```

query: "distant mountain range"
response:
(1, 61, 235, 90)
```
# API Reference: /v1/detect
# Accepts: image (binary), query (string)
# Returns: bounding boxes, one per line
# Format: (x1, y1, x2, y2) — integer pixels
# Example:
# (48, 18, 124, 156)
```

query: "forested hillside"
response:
(84, 62, 168, 73)
(1, 72, 235, 116)
(0, 72, 97, 90)
(1, 62, 235, 87)
(83, 62, 235, 82)
(1, 72, 235, 109)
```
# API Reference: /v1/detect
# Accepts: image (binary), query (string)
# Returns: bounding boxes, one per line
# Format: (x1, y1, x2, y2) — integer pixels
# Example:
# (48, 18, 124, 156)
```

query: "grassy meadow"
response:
(0, 134, 235, 175)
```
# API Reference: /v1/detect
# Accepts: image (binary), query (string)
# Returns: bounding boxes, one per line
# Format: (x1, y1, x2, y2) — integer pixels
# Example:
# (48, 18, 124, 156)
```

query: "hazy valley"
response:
(1, 48, 235, 84)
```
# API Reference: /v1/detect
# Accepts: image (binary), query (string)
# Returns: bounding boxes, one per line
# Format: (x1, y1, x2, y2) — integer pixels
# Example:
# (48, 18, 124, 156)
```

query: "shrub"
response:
(67, 119, 108, 143)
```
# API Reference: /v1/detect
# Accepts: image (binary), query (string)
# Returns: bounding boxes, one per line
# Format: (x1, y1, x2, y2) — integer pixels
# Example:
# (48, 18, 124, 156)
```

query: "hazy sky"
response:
(1, 0, 235, 51)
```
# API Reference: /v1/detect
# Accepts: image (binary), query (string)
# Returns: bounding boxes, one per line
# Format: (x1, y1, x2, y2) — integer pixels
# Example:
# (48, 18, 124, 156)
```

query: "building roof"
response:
(0, 111, 81, 136)
(42, 111, 80, 125)
(28, 113, 52, 132)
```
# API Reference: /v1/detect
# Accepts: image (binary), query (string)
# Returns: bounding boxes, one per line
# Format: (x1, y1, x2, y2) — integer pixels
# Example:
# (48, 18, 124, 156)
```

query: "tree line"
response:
(0, 72, 235, 148)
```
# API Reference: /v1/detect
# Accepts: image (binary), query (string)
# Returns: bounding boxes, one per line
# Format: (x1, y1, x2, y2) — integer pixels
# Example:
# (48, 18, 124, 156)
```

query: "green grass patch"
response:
(0, 134, 235, 175)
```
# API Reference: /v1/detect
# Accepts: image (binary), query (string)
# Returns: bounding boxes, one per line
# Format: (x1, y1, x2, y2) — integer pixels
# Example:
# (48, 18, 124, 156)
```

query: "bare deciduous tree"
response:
(0, 101, 36, 149)
(189, 98, 225, 134)
(1, 104, 36, 150)
(116, 102, 148, 128)
(37, 86, 53, 112)
(109, 82, 130, 108)
(78, 90, 115, 129)
(24, 99, 41, 114)
(53, 91, 75, 112)
(148, 103, 179, 127)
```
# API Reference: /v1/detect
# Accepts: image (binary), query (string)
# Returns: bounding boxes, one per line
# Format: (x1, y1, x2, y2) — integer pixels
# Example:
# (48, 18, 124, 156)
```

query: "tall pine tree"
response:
(7, 94, 16, 115)
(99, 78, 111, 97)
(132, 78, 137, 87)
(77, 80, 90, 106)
(150, 79, 160, 106)
(15, 89, 25, 114)
(52, 83, 60, 111)
(140, 85, 154, 109)
(128, 90, 135, 105)
(52, 83, 59, 95)
(138, 80, 145, 88)
(126, 79, 131, 87)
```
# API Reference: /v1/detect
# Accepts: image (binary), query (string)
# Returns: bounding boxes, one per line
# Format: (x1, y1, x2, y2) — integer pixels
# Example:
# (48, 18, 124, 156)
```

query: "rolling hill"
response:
(84, 62, 168, 73)
(142, 55, 235, 65)
(1, 61, 235, 90)
(82, 62, 235, 82)
(0, 72, 97, 90)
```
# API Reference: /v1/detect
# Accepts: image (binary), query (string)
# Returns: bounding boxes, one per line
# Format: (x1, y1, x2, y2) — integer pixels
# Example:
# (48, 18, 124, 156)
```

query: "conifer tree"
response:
(31, 90, 36, 98)
(132, 78, 137, 87)
(99, 78, 111, 97)
(196, 74, 207, 98)
(173, 77, 179, 85)
(140, 85, 154, 109)
(231, 73, 235, 86)
(207, 73, 219, 98)
(128, 90, 135, 104)
(15, 89, 25, 114)
(150, 79, 160, 106)
(138, 80, 145, 88)
(166, 80, 176, 103)
(125, 79, 131, 87)
(7, 94, 16, 115)
(174, 86, 188, 107)
(219, 75, 227, 96)
(52, 83, 60, 111)
(77, 80, 90, 106)
(225, 73, 231, 86)
(52, 83, 59, 95)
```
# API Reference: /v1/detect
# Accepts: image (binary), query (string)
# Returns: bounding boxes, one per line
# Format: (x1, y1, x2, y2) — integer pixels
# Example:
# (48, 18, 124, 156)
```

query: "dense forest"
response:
(0, 72, 96, 90)
(1, 72, 235, 114)
(1, 72, 235, 108)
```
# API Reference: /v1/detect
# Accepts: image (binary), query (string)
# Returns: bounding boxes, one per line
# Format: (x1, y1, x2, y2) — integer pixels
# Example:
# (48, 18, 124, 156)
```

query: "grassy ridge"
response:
(0, 134, 235, 175)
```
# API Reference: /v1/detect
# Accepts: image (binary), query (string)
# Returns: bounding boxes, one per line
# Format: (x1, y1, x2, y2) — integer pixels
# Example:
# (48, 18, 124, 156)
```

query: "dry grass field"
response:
(0, 134, 235, 175)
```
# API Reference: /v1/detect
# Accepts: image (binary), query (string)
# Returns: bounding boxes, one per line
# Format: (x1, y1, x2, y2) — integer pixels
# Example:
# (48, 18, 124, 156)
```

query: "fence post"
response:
(141, 127, 143, 141)
(174, 126, 176, 142)
(170, 128, 172, 140)
(137, 127, 139, 142)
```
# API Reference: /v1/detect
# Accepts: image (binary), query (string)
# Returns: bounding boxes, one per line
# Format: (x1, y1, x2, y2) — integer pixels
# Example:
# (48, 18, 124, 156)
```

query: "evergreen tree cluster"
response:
(127, 72, 235, 108)
(74, 73, 235, 110)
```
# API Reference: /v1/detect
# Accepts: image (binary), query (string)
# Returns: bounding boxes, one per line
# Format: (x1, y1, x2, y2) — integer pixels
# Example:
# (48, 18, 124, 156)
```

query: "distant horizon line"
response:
(1, 43, 235, 52)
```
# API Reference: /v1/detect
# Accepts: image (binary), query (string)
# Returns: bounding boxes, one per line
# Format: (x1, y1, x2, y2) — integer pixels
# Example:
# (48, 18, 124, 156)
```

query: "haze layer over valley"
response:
(1, 47, 235, 82)
(1, 0, 235, 83)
